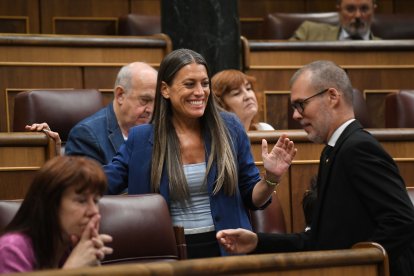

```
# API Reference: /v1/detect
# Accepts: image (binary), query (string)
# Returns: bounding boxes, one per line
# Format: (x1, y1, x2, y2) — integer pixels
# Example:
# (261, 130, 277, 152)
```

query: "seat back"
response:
(352, 88, 373, 128)
(0, 200, 21, 230)
(0, 194, 186, 264)
(249, 192, 286, 233)
(99, 194, 186, 264)
(13, 89, 103, 142)
(118, 14, 161, 36)
(372, 14, 414, 39)
(385, 90, 414, 127)
(262, 12, 339, 39)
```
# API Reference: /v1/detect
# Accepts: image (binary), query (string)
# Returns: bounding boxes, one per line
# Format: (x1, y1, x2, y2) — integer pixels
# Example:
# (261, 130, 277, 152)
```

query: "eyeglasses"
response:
(343, 4, 372, 15)
(290, 88, 329, 114)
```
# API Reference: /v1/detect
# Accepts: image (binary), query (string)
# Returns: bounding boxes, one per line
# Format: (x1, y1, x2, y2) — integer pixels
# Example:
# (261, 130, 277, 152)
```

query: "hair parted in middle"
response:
(150, 48, 238, 201)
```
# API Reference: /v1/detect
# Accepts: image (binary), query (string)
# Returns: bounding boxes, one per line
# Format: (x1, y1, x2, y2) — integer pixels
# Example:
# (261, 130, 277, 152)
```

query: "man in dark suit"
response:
(291, 0, 379, 41)
(216, 60, 414, 276)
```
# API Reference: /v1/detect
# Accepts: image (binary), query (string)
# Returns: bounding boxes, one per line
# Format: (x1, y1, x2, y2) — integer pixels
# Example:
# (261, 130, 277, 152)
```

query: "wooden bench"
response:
(17, 242, 388, 276)
(242, 39, 414, 128)
(0, 132, 58, 199)
(0, 33, 172, 132)
(248, 128, 414, 232)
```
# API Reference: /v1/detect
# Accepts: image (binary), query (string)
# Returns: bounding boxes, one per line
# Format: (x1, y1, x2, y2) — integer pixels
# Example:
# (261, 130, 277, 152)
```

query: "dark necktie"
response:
(349, 35, 363, 40)
(321, 145, 334, 164)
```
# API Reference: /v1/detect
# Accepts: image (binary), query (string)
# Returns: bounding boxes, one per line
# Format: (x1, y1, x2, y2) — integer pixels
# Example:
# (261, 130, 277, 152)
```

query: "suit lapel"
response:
(311, 120, 363, 235)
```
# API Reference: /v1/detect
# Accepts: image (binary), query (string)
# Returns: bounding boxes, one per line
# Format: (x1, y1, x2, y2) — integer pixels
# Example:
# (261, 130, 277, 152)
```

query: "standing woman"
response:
(0, 156, 113, 273)
(105, 49, 296, 258)
(212, 69, 274, 131)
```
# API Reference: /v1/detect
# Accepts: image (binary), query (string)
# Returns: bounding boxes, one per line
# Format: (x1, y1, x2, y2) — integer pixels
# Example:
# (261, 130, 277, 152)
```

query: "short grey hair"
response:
(290, 60, 354, 106)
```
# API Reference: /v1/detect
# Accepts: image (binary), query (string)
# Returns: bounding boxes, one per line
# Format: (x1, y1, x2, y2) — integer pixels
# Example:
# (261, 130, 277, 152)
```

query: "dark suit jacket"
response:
(256, 120, 414, 276)
(65, 103, 124, 165)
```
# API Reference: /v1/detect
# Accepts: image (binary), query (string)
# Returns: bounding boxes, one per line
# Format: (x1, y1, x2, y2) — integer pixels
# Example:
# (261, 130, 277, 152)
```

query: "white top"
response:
(257, 122, 275, 130)
(169, 162, 215, 234)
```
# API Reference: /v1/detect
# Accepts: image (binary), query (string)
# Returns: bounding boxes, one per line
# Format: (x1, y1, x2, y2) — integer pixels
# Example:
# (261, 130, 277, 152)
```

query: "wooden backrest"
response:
(0, 132, 58, 200)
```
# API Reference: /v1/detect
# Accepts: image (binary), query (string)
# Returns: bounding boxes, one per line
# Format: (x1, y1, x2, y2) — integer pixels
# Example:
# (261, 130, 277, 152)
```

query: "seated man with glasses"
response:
(290, 0, 380, 41)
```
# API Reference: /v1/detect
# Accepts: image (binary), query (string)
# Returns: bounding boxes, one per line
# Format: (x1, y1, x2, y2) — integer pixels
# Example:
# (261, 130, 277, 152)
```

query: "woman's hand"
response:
(262, 134, 297, 182)
(25, 123, 62, 154)
(63, 214, 113, 269)
(216, 228, 258, 254)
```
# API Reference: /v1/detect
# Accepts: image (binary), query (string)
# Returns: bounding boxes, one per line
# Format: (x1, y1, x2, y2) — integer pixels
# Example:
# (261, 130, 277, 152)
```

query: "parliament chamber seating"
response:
(262, 12, 414, 39)
(385, 90, 414, 128)
(12, 89, 104, 143)
(118, 14, 161, 36)
(0, 132, 58, 200)
(250, 191, 286, 234)
(0, 194, 187, 263)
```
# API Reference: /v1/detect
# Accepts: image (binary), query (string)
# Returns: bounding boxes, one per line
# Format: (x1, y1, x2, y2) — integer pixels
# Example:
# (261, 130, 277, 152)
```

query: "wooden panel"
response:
(243, 40, 414, 128)
(0, 33, 171, 132)
(239, 0, 305, 17)
(0, 132, 57, 199)
(53, 17, 118, 35)
(0, 16, 29, 33)
(249, 129, 414, 232)
(130, 0, 161, 15)
(0, 0, 40, 33)
(240, 19, 264, 39)
(1, 66, 82, 132)
(394, 1, 414, 13)
(264, 91, 290, 129)
(18, 242, 388, 276)
(40, 0, 129, 33)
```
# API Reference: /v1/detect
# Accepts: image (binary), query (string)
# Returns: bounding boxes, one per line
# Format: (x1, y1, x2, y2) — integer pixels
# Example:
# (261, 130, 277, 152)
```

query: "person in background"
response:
(0, 156, 112, 273)
(216, 60, 414, 276)
(65, 62, 157, 165)
(211, 69, 274, 131)
(290, 0, 379, 41)
(104, 48, 296, 259)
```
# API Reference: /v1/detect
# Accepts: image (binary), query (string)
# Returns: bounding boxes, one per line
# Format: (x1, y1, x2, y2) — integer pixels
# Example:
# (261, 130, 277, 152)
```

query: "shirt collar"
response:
(327, 119, 355, 147)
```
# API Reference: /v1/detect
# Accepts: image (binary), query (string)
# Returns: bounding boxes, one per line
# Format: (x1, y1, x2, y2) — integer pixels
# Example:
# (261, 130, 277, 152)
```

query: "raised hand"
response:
(262, 134, 297, 181)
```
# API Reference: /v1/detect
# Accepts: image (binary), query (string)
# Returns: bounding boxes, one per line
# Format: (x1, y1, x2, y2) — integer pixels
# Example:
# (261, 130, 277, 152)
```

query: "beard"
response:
(344, 18, 370, 37)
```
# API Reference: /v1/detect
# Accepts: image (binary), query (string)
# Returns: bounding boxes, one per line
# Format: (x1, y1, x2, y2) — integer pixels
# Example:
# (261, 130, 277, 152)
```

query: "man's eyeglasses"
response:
(291, 88, 329, 114)
(343, 4, 372, 15)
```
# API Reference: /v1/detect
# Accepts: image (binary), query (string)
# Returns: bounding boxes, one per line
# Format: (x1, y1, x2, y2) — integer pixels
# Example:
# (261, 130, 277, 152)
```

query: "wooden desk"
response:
(0, 33, 172, 132)
(249, 128, 414, 232)
(0, 132, 58, 199)
(242, 39, 414, 128)
(19, 242, 388, 276)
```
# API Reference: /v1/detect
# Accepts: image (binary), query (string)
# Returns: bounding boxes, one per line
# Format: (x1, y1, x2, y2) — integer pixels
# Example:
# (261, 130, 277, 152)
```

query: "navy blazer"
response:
(65, 104, 125, 165)
(104, 112, 263, 255)
(255, 120, 414, 276)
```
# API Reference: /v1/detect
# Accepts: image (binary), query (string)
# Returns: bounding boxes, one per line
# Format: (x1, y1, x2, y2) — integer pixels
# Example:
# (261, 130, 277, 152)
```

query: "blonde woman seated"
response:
(212, 69, 274, 131)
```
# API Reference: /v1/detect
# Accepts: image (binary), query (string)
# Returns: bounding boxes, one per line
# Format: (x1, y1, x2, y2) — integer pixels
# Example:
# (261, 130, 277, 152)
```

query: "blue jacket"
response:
(65, 104, 125, 165)
(104, 112, 263, 255)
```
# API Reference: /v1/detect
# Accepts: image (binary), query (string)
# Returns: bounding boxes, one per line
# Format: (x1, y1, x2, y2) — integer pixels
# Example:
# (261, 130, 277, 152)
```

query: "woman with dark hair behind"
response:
(211, 69, 274, 131)
(105, 49, 296, 258)
(0, 156, 113, 273)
